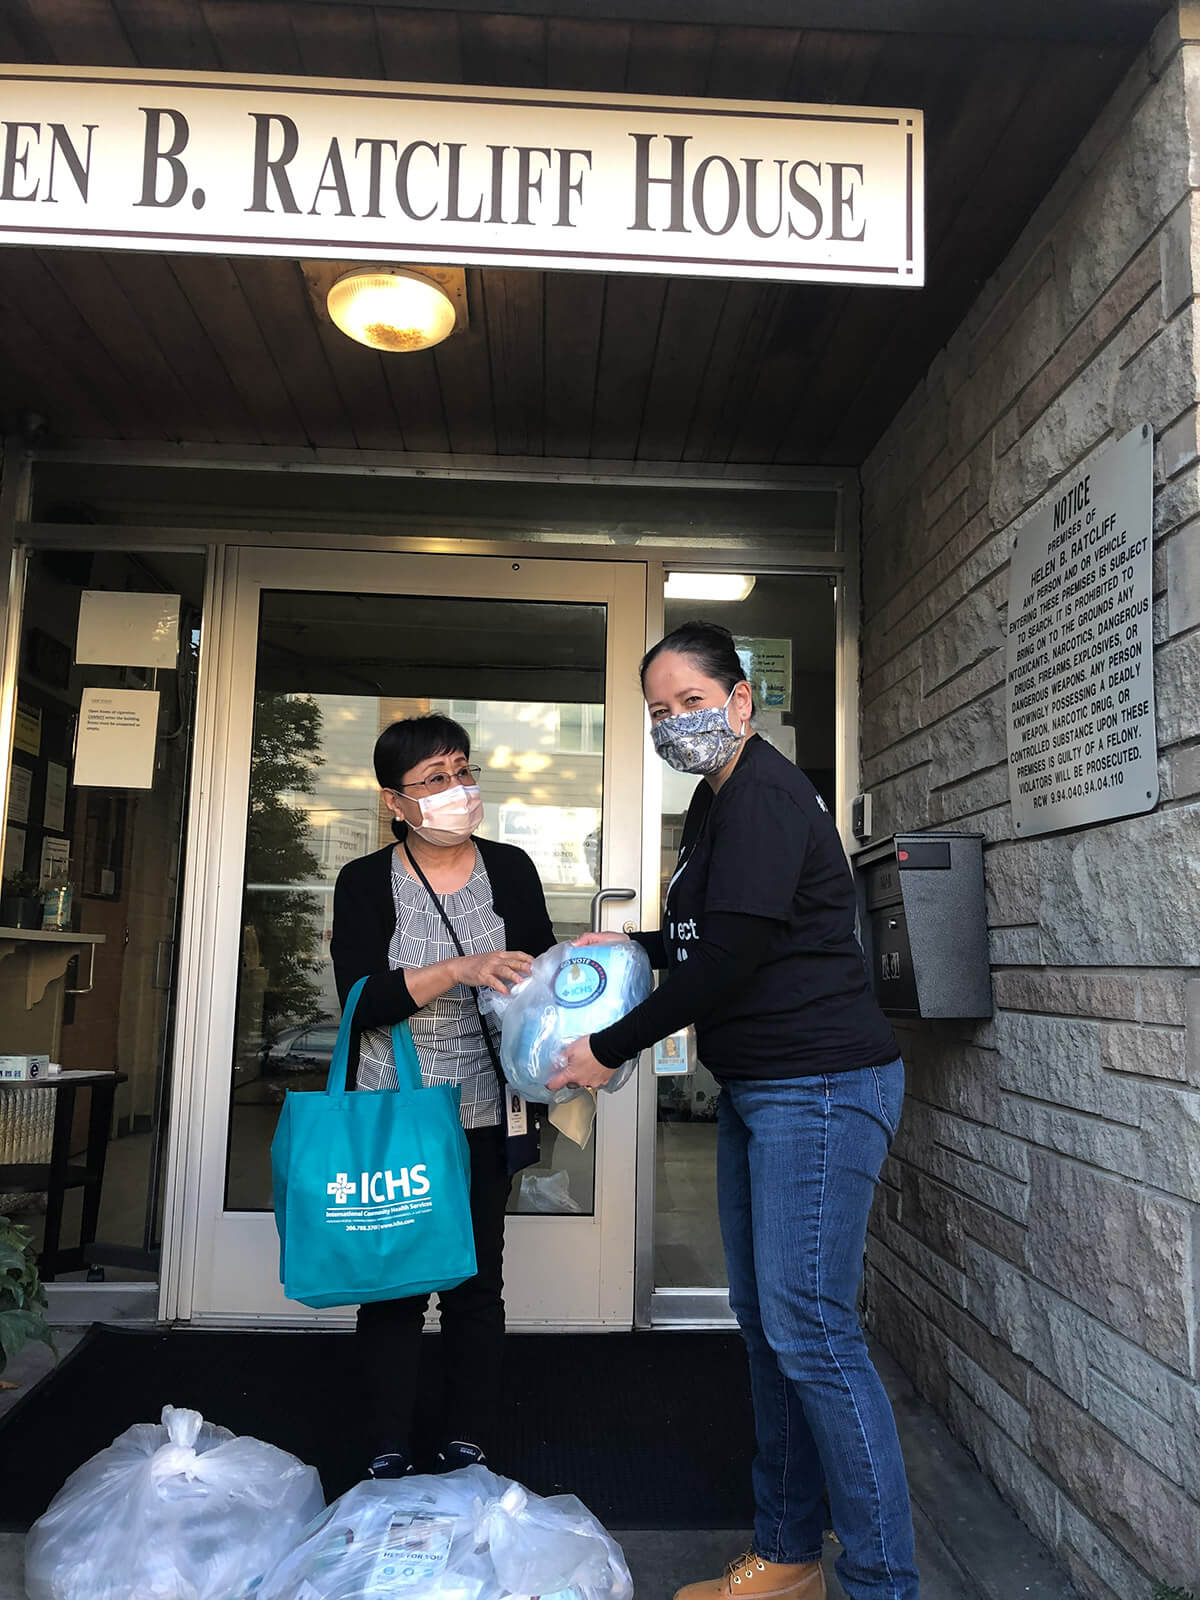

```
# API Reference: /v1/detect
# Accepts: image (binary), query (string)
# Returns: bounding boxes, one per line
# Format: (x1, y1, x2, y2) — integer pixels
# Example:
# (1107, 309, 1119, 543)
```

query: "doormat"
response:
(0, 1325, 755, 1531)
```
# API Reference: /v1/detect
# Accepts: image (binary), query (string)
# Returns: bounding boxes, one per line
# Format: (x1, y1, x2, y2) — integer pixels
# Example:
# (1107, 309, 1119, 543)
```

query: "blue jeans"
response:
(718, 1059, 918, 1600)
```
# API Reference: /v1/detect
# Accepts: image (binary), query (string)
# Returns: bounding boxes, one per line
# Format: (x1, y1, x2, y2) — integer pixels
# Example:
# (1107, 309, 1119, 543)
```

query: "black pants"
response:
(356, 1124, 511, 1457)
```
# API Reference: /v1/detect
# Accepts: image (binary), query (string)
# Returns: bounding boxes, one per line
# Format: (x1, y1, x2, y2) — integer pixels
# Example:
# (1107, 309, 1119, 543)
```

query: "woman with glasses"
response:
(549, 621, 918, 1600)
(331, 712, 554, 1480)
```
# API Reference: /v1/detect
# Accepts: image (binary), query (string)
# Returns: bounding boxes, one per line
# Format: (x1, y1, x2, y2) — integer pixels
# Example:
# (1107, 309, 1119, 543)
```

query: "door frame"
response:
(170, 544, 650, 1327)
(631, 553, 859, 1328)
(2, 462, 858, 1328)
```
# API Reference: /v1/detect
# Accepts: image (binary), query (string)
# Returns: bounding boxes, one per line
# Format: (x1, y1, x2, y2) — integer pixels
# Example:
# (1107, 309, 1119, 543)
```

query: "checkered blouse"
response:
(355, 847, 504, 1129)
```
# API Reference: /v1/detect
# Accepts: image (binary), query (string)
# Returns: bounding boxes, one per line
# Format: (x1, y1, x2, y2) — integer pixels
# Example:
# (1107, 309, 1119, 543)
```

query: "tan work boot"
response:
(673, 1550, 826, 1600)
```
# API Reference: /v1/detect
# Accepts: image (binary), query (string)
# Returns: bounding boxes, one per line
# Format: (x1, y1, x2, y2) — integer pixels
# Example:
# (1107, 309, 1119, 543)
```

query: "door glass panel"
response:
(0, 549, 205, 1283)
(225, 591, 606, 1218)
(653, 574, 837, 1290)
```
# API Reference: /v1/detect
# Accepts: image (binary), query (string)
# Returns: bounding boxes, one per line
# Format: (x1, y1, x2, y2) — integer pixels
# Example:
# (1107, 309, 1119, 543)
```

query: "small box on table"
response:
(0, 1054, 51, 1082)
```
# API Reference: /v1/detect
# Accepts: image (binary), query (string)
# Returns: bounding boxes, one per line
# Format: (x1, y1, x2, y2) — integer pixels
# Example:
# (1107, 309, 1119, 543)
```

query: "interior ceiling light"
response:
(664, 572, 757, 601)
(326, 266, 458, 353)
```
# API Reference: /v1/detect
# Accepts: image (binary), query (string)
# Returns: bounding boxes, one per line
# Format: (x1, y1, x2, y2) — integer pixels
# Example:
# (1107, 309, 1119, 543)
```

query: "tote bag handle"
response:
(326, 975, 422, 1096)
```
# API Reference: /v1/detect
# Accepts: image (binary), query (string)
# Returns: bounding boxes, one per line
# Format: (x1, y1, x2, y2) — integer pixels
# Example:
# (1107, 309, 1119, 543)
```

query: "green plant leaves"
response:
(0, 1214, 53, 1373)
(0, 1240, 29, 1276)
(0, 1306, 53, 1364)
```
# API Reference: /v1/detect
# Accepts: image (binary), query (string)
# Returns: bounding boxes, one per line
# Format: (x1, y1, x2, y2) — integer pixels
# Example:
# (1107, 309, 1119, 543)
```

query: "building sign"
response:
(0, 66, 923, 286)
(498, 804, 598, 886)
(1005, 425, 1157, 838)
(317, 818, 370, 878)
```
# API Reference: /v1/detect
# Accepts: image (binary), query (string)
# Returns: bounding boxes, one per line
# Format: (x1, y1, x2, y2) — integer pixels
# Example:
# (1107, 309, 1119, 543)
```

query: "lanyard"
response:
(401, 841, 508, 1095)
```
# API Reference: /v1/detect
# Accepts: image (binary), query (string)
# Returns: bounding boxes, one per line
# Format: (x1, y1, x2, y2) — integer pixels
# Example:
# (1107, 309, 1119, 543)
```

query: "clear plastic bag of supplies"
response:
(24, 1403, 325, 1600)
(518, 1169, 584, 1214)
(478, 1479, 633, 1600)
(490, 940, 652, 1105)
(257, 1474, 489, 1600)
(257, 1465, 633, 1600)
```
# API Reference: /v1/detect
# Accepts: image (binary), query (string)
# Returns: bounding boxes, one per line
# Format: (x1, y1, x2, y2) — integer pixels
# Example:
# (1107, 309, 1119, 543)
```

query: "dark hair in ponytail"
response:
(640, 620, 748, 698)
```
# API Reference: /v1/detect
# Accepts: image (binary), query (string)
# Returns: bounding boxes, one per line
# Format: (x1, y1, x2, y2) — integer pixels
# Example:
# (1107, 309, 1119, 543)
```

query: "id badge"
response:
(505, 1089, 529, 1137)
(653, 1027, 694, 1075)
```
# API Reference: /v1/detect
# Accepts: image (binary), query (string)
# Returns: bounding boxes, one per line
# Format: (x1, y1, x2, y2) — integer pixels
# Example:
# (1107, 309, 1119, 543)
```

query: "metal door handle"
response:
(589, 887, 636, 933)
(152, 939, 174, 991)
(65, 941, 97, 996)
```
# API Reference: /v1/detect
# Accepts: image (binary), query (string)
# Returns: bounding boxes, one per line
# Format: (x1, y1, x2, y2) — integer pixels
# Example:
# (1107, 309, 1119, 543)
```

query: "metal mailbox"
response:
(853, 832, 992, 1019)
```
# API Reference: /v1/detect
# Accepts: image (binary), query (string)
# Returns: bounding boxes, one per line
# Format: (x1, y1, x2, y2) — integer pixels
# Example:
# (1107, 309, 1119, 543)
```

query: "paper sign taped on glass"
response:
(75, 590, 181, 670)
(73, 688, 160, 789)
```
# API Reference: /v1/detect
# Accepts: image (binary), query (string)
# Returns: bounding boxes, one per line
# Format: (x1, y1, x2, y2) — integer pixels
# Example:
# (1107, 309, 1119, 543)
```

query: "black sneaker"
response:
(367, 1451, 414, 1480)
(435, 1440, 486, 1472)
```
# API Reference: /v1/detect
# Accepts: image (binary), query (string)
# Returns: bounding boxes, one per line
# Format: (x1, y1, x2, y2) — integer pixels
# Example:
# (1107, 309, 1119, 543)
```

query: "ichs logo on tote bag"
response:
(270, 977, 477, 1309)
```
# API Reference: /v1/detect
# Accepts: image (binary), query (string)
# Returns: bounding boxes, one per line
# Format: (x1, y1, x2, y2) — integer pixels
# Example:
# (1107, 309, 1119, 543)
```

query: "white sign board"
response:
(320, 818, 370, 877)
(76, 590, 180, 669)
(73, 688, 160, 790)
(38, 835, 69, 888)
(43, 762, 67, 832)
(5, 825, 25, 874)
(498, 804, 599, 886)
(0, 66, 923, 287)
(1005, 426, 1157, 837)
(756, 710, 798, 765)
(735, 636, 793, 710)
(6, 764, 30, 824)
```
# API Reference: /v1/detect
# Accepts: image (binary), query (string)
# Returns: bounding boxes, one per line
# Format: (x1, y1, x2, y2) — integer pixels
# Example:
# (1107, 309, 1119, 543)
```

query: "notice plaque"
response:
(1005, 425, 1157, 837)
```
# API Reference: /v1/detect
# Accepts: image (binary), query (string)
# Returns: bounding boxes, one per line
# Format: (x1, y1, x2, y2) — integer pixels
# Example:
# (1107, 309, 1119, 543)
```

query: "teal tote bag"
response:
(270, 977, 477, 1309)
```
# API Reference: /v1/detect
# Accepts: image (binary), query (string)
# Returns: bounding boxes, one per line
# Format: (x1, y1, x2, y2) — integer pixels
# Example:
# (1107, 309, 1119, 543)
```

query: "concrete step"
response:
(0, 1331, 1082, 1599)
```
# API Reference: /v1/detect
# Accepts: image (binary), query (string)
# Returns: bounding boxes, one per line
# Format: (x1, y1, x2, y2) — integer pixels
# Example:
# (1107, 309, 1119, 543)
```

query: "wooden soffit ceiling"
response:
(0, 0, 1171, 469)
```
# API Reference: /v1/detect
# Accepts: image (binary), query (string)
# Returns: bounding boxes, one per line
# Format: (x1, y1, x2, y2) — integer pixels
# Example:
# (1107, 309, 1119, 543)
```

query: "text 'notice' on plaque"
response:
(1005, 425, 1158, 838)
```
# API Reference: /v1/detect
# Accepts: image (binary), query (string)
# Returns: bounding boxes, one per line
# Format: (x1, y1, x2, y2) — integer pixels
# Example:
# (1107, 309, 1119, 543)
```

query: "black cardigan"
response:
(330, 829, 557, 1033)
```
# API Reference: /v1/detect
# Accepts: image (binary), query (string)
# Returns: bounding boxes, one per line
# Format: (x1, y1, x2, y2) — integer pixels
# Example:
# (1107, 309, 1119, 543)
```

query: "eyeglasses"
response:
(397, 765, 481, 794)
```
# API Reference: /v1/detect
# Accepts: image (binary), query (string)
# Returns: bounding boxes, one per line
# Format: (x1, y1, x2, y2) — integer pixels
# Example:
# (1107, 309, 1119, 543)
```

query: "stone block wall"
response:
(858, 8, 1200, 1597)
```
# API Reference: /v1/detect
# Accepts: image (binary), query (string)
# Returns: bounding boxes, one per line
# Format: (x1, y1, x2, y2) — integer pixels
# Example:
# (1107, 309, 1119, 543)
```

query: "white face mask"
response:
(408, 783, 484, 847)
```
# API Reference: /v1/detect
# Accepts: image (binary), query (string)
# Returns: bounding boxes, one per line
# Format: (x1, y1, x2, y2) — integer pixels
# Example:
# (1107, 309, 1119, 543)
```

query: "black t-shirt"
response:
(594, 733, 897, 1079)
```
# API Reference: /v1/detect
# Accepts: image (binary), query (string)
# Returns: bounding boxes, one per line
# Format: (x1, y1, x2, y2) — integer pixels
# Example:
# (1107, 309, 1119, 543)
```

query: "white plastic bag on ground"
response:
(257, 1465, 633, 1600)
(478, 1479, 632, 1599)
(496, 941, 652, 1105)
(257, 1473, 492, 1600)
(24, 1403, 325, 1600)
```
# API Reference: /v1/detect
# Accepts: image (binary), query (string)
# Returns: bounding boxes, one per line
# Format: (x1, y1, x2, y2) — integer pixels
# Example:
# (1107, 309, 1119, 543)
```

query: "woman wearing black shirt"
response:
(550, 623, 918, 1600)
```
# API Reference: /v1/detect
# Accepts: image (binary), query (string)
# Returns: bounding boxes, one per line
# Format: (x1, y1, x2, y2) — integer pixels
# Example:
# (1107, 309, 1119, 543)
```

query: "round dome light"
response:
(326, 267, 457, 353)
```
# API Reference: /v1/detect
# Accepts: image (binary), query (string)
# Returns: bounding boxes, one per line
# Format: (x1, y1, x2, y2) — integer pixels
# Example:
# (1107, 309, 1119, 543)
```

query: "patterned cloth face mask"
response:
(651, 688, 747, 775)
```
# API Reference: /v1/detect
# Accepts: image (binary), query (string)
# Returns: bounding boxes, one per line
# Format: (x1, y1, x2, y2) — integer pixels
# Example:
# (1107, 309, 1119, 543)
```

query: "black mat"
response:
(0, 1326, 755, 1530)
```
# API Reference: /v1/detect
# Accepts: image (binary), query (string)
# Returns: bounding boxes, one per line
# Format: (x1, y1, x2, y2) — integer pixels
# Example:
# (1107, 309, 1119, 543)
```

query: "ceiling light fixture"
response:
(664, 572, 757, 601)
(326, 266, 458, 353)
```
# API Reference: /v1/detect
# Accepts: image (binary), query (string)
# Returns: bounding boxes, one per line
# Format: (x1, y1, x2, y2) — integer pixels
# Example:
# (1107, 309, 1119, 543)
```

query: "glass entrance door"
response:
(183, 549, 647, 1325)
(645, 570, 839, 1324)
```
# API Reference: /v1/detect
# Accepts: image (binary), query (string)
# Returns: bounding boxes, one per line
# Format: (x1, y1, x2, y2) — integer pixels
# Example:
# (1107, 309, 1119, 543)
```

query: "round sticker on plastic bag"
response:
(552, 956, 608, 1008)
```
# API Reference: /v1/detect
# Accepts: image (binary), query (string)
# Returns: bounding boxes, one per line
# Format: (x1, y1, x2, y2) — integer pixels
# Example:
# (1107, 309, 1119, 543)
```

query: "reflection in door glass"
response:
(653, 574, 836, 1292)
(0, 549, 204, 1285)
(225, 592, 606, 1219)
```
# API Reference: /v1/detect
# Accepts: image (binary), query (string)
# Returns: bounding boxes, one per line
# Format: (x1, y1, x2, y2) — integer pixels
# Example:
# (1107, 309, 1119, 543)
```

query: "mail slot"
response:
(854, 832, 992, 1019)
